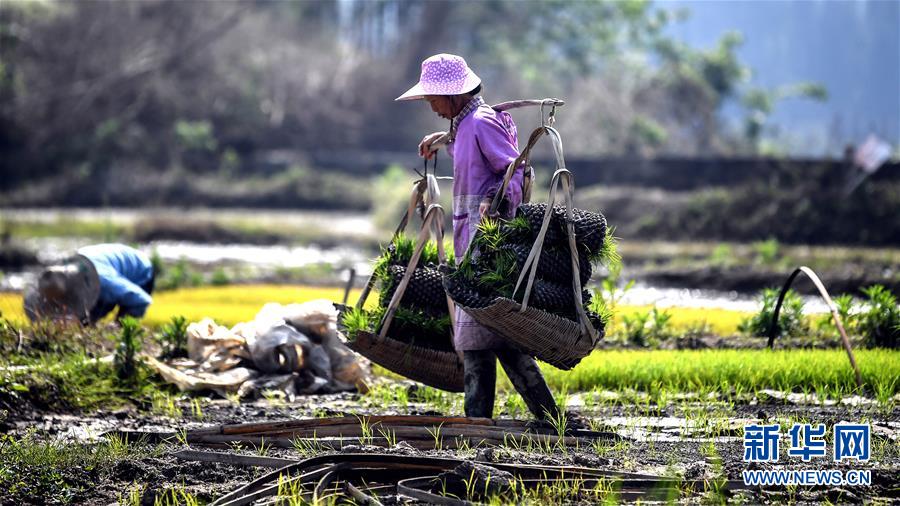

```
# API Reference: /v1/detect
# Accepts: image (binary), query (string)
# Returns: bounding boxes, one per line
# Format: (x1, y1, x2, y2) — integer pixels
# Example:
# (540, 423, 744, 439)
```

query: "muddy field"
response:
(3, 381, 898, 505)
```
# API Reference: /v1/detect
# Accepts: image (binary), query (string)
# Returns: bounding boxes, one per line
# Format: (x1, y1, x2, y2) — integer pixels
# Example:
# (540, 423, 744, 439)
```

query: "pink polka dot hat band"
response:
(395, 53, 482, 101)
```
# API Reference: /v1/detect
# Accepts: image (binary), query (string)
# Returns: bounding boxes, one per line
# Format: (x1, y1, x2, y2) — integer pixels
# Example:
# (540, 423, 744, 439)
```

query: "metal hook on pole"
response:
(540, 99, 558, 128)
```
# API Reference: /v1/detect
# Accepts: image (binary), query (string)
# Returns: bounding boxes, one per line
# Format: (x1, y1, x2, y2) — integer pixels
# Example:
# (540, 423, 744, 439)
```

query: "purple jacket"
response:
(447, 103, 525, 259)
(447, 101, 525, 350)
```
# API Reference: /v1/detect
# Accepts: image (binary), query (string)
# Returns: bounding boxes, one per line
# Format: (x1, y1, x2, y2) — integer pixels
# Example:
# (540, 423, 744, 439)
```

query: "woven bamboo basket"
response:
(338, 185, 465, 392)
(449, 296, 600, 370)
(344, 328, 464, 392)
(446, 128, 604, 370)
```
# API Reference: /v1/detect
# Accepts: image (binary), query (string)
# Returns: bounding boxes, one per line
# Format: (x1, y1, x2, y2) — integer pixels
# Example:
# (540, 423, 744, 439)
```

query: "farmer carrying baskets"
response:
(396, 53, 561, 421)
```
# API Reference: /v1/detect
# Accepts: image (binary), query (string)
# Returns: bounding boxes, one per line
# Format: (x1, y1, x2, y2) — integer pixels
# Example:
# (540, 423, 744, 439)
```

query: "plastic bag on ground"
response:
(248, 323, 310, 373)
(152, 300, 370, 398)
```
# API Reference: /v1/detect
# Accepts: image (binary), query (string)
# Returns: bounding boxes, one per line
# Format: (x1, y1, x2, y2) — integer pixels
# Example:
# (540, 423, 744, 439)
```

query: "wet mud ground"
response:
(3, 384, 898, 505)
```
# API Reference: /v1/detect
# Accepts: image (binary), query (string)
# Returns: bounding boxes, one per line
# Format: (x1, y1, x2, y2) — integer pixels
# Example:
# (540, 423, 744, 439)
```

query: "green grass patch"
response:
(0, 351, 160, 413)
(539, 349, 900, 395)
(0, 432, 163, 503)
(0, 286, 758, 335)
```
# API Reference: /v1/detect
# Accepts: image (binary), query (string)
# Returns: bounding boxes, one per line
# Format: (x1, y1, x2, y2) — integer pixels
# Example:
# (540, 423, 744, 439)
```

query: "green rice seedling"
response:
(454, 436, 475, 456)
(596, 278, 634, 317)
(536, 349, 900, 397)
(472, 218, 506, 253)
(416, 386, 462, 415)
(157, 315, 188, 359)
(115, 316, 144, 382)
(545, 408, 569, 455)
(364, 383, 411, 409)
(581, 391, 597, 411)
(501, 214, 532, 242)
(477, 249, 518, 296)
(461, 466, 479, 499)
(226, 392, 241, 405)
(501, 432, 522, 451)
(816, 293, 856, 336)
(649, 307, 674, 339)
(150, 391, 182, 419)
(1, 431, 163, 503)
(859, 284, 900, 348)
(591, 226, 622, 277)
(292, 432, 325, 458)
(438, 478, 461, 502)
(739, 287, 808, 338)
(190, 398, 204, 421)
(501, 394, 526, 419)
(277, 473, 306, 505)
(426, 423, 444, 451)
(622, 310, 651, 347)
(870, 434, 899, 463)
(339, 306, 372, 336)
(588, 293, 614, 330)
(262, 389, 287, 408)
(372, 233, 416, 279)
(652, 385, 670, 409)
(874, 376, 898, 414)
(255, 438, 271, 457)
(593, 437, 630, 458)
(356, 415, 374, 446)
(153, 486, 200, 506)
(700, 441, 728, 504)
(119, 484, 143, 506)
(378, 427, 398, 448)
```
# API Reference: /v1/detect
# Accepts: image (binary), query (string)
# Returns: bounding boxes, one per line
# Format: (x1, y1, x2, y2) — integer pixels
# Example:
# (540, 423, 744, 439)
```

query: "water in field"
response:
(0, 207, 848, 313)
(619, 283, 832, 313)
(2, 207, 375, 236)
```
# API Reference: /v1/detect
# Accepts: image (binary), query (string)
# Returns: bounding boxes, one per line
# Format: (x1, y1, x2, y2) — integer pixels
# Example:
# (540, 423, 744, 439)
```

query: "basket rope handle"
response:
(378, 202, 447, 340)
(486, 99, 560, 216)
(512, 128, 598, 343)
(488, 126, 546, 216)
(354, 179, 425, 310)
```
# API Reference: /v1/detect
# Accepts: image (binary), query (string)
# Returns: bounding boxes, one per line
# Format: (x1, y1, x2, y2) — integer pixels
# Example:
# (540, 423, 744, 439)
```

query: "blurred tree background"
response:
(3, 0, 898, 246)
(0, 0, 831, 188)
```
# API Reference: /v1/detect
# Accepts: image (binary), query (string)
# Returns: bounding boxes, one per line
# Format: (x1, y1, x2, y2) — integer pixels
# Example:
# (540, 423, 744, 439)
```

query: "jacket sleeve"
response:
(103, 275, 153, 317)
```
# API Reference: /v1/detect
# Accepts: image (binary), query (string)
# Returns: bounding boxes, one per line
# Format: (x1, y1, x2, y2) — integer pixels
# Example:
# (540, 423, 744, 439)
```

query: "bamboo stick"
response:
(234, 424, 565, 441)
(212, 415, 494, 436)
(172, 449, 297, 468)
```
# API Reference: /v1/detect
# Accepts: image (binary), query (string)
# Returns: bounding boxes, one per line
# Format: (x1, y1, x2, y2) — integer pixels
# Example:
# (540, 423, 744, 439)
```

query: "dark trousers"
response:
(463, 349, 560, 420)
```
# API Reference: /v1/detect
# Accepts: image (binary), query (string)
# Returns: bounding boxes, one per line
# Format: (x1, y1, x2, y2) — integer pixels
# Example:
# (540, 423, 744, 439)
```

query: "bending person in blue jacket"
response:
(24, 243, 155, 325)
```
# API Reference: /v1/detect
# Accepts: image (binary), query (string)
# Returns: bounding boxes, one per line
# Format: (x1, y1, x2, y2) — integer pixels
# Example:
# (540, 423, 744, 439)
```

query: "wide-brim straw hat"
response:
(23, 254, 100, 323)
(395, 53, 481, 101)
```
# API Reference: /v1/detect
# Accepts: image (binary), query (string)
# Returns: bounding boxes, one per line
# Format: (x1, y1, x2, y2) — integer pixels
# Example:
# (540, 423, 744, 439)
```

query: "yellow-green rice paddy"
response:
(2, 285, 898, 395)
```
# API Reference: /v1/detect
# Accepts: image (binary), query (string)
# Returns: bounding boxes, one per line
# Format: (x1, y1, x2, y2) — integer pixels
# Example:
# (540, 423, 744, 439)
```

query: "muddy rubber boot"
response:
(495, 348, 560, 421)
(463, 350, 497, 418)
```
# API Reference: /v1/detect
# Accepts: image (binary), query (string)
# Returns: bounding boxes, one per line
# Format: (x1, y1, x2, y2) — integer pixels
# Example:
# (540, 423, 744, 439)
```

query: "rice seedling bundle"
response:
(445, 203, 619, 334)
(341, 234, 455, 352)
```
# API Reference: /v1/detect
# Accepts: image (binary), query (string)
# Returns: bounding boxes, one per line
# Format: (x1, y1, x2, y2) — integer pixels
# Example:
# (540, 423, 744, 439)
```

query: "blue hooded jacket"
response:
(77, 244, 154, 322)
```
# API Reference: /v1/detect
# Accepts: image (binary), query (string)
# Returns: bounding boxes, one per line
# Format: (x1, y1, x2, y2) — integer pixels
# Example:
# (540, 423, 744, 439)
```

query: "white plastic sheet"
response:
(147, 299, 368, 399)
